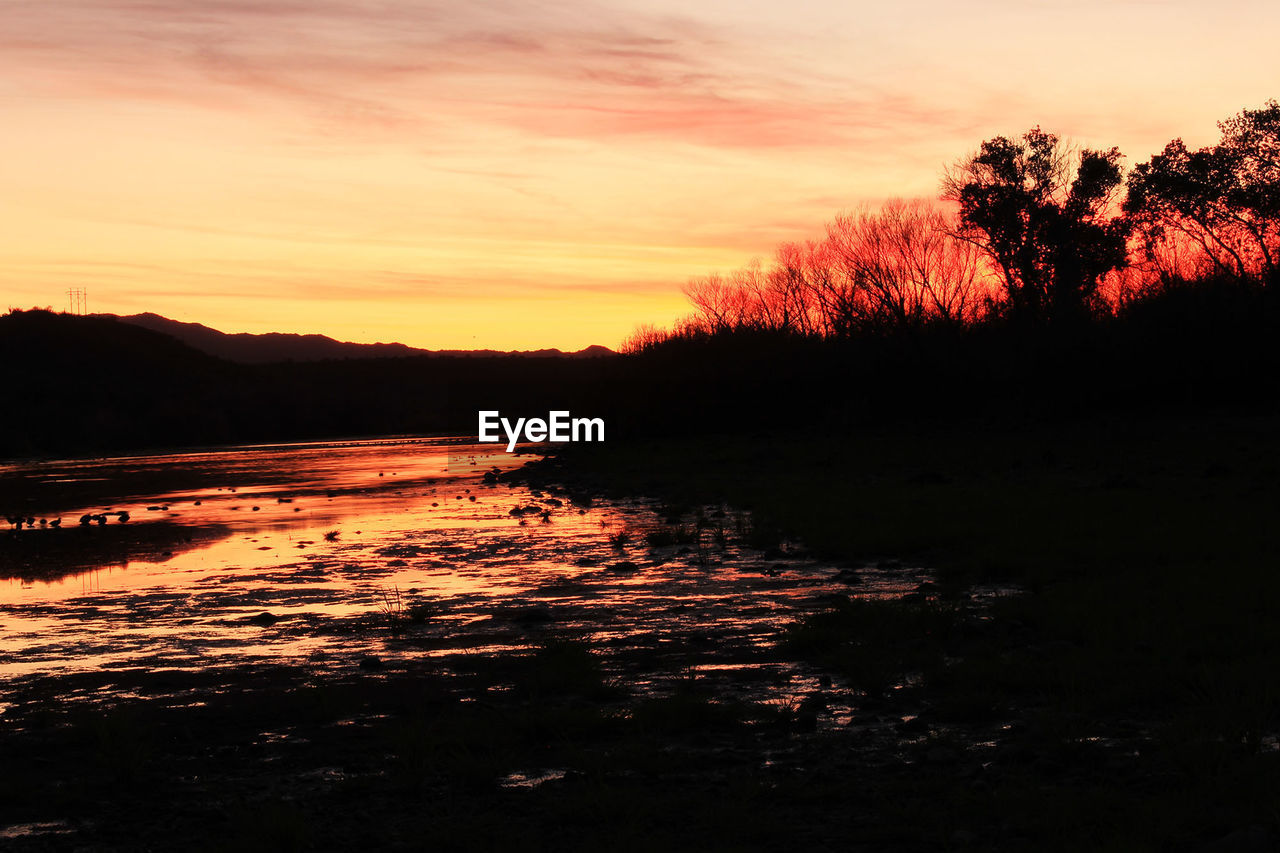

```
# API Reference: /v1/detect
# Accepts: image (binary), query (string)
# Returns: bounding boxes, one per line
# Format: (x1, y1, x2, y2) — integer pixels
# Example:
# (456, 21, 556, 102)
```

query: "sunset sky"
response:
(3, 0, 1276, 350)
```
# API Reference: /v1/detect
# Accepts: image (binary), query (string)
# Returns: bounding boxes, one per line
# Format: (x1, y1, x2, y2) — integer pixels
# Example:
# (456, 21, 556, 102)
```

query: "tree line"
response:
(624, 100, 1280, 351)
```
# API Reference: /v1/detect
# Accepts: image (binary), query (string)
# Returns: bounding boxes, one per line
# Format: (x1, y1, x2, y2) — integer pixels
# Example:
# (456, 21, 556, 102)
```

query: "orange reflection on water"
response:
(0, 436, 931, 690)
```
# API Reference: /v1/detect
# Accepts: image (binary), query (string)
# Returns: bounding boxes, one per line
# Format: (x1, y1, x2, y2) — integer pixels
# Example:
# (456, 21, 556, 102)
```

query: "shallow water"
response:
(0, 437, 932, 705)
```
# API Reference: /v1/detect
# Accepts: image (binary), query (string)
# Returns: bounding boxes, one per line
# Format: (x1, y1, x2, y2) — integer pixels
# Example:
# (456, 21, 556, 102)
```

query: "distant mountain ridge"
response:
(103, 313, 615, 364)
(0, 308, 622, 457)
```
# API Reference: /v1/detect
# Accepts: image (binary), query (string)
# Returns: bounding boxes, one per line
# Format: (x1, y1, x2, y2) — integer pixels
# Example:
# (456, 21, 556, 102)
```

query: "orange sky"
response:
(2, 0, 1277, 350)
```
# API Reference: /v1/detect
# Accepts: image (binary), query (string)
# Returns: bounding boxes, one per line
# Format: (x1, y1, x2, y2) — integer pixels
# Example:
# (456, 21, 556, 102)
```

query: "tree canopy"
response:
(1126, 100, 1280, 285)
(943, 127, 1128, 323)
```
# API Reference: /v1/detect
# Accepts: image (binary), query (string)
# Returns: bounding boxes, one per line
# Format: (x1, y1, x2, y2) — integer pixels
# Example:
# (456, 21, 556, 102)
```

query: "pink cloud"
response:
(1, 0, 973, 152)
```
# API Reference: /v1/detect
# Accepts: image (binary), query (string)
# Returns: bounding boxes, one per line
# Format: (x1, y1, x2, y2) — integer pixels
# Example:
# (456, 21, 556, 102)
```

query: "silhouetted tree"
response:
(733, 259, 805, 333)
(1126, 100, 1280, 285)
(768, 242, 826, 336)
(682, 272, 746, 333)
(683, 258, 815, 336)
(619, 323, 669, 354)
(773, 238, 855, 337)
(943, 127, 1129, 323)
(679, 200, 989, 340)
(826, 199, 988, 331)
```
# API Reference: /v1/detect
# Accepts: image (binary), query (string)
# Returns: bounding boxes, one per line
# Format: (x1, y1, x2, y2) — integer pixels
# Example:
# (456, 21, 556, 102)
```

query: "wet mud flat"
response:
(0, 551, 1197, 853)
(0, 438, 1064, 851)
(2, 433, 1259, 851)
(0, 588, 1051, 852)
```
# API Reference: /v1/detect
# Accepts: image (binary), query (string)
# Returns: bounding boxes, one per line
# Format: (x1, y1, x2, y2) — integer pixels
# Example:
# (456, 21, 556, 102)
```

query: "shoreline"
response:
(2, 414, 1278, 849)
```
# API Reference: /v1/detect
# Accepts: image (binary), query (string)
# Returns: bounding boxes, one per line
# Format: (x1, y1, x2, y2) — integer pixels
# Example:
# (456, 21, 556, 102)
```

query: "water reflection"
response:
(0, 437, 932, 697)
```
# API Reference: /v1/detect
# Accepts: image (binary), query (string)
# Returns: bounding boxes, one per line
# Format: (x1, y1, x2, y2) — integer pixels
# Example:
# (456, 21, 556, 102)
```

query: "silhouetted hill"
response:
(0, 309, 621, 457)
(108, 313, 614, 363)
(0, 310, 230, 374)
(0, 309, 248, 455)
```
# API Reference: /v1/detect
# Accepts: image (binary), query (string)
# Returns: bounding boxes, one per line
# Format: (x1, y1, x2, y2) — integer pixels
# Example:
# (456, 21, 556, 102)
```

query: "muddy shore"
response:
(3, 420, 1278, 851)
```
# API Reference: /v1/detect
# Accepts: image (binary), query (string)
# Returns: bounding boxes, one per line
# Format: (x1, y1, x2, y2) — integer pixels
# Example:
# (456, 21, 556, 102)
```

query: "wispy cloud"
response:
(2, 0, 972, 151)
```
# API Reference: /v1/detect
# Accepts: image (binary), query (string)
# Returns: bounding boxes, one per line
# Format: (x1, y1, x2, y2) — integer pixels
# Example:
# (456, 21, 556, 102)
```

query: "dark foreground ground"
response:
(524, 411, 1280, 851)
(3, 412, 1279, 851)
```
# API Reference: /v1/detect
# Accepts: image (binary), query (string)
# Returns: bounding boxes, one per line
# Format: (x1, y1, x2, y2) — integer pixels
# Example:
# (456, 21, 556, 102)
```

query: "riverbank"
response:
(2, 417, 1277, 850)
(519, 410, 1280, 850)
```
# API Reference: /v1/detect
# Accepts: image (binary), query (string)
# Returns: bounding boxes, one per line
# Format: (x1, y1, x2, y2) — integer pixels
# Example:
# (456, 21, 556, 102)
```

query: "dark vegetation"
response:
(625, 100, 1279, 345)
